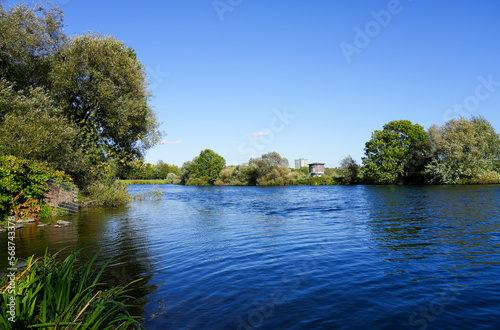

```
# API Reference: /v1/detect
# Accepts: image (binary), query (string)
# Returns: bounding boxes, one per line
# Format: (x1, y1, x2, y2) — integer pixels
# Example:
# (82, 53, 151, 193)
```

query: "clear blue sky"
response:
(17, 0, 500, 167)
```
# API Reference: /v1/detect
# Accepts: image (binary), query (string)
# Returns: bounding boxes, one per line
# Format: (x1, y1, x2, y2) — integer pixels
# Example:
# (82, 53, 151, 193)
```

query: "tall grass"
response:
(81, 181, 131, 207)
(0, 249, 143, 329)
(131, 185, 163, 201)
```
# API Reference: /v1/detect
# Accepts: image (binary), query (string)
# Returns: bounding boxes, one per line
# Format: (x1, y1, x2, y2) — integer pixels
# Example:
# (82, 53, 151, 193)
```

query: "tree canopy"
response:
(425, 116, 500, 184)
(0, 2, 161, 189)
(363, 120, 428, 184)
(179, 149, 226, 186)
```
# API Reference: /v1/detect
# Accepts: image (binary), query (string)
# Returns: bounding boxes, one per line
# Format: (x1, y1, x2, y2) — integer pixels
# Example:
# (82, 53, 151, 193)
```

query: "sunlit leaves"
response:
(425, 116, 500, 184)
(363, 120, 427, 184)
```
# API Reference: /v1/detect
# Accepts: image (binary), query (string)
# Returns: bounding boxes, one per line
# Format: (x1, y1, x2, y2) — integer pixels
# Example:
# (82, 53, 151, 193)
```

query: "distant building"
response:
(295, 158, 308, 169)
(309, 163, 325, 176)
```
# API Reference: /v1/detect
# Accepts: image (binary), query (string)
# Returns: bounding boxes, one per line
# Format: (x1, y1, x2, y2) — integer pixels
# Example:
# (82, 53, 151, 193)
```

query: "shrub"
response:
(0, 155, 71, 221)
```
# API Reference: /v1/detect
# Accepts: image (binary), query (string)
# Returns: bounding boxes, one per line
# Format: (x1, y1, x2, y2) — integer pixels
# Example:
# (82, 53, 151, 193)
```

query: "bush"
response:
(0, 155, 71, 221)
(0, 249, 142, 329)
(467, 170, 500, 184)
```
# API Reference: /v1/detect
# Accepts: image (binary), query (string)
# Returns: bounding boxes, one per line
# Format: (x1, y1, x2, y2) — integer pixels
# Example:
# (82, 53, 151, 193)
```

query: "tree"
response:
(339, 155, 359, 185)
(228, 164, 258, 186)
(0, 3, 162, 191)
(0, 81, 83, 174)
(50, 34, 162, 180)
(194, 149, 226, 184)
(179, 150, 226, 185)
(0, 2, 65, 91)
(363, 120, 428, 184)
(250, 152, 290, 186)
(425, 116, 500, 184)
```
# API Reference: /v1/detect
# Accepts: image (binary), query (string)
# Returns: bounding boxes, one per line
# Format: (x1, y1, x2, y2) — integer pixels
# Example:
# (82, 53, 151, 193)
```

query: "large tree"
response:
(0, 2, 162, 189)
(425, 116, 500, 184)
(363, 120, 428, 184)
(250, 152, 290, 186)
(51, 33, 161, 167)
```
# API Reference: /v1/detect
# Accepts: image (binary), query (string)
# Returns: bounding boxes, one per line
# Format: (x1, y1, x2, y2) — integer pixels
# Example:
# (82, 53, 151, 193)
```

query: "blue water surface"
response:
(2, 185, 500, 329)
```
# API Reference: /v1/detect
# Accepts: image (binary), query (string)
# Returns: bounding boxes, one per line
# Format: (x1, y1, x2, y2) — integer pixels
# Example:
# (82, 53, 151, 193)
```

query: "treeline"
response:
(177, 116, 500, 187)
(177, 150, 342, 186)
(117, 160, 180, 180)
(0, 2, 161, 220)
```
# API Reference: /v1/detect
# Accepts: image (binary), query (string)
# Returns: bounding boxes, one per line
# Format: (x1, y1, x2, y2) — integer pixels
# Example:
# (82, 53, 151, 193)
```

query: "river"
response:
(1, 184, 500, 329)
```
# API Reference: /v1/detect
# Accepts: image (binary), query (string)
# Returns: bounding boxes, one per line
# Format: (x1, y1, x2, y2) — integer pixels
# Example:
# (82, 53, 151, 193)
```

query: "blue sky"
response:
(15, 0, 500, 167)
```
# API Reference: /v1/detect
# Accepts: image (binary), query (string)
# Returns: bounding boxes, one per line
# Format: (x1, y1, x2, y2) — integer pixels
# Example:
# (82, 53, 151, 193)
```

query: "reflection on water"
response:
(1, 184, 500, 329)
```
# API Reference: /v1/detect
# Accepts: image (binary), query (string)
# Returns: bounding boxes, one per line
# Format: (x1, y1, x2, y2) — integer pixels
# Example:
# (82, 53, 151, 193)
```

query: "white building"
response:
(295, 158, 308, 169)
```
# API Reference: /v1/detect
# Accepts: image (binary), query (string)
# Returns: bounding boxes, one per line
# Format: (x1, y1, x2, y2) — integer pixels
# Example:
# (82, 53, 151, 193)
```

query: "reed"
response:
(0, 249, 143, 329)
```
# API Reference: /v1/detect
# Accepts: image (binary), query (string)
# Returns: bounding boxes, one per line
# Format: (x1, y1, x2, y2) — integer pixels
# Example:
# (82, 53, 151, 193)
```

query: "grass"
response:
(0, 248, 143, 329)
(80, 181, 131, 207)
(131, 185, 164, 201)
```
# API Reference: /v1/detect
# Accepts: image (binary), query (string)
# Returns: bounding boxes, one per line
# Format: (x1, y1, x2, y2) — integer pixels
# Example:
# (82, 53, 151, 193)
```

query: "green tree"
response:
(339, 155, 359, 185)
(178, 150, 226, 186)
(363, 120, 428, 184)
(426, 116, 500, 184)
(0, 2, 65, 91)
(250, 152, 290, 186)
(194, 149, 226, 184)
(228, 164, 258, 186)
(0, 81, 81, 173)
(50, 33, 162, 186)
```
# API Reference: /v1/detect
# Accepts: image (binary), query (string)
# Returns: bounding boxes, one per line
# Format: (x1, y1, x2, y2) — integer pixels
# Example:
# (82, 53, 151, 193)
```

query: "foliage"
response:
(194, 149, 226, 184)
(425, 116, 500, 184)
(80, 181, 131, 207)
(51, 33, 161, 165)
(293, 177, 340, 185)
(117, 159, 180, 180)
(179, 150, 226, 186)
(0, 2, 162, 192)
(215, 166, 235, 186)
(119, 179, 172, 185)
(0, 155, 71, 221)
(363, 120, 428, 184)
(339, 155, 359, 185)
(178, 160, 196, 185)
(298, 166, 309, 176)
(227, 164, 258, 186)
(0, 2, 65, 91)
(0, 249, 142, 329)
(250, 152, 291, 186)
(0, 81, 82, 174)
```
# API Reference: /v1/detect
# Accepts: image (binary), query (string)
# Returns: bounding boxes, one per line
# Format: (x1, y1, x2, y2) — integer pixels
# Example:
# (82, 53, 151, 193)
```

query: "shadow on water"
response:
(0, 204, 160, 319)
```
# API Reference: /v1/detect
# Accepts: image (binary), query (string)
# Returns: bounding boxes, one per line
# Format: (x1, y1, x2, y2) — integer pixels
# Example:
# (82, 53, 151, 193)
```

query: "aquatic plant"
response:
(0, 249, 142, 329)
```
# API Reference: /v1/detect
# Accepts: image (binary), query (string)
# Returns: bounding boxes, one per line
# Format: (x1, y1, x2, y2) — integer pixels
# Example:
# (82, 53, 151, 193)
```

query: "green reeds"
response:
(0, 249, 143, 329)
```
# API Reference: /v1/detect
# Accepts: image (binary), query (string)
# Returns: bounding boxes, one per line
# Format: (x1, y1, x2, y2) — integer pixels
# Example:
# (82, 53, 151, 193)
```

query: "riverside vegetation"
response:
(0, 1, 163, 222)
(0, 2, 160, 328)
(172, 116, 500, 187)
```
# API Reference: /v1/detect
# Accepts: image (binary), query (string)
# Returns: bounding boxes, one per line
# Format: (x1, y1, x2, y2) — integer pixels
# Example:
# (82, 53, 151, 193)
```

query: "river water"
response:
(1, 184, 500, 329)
